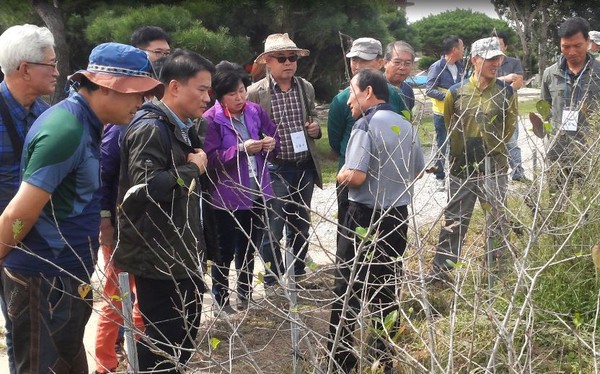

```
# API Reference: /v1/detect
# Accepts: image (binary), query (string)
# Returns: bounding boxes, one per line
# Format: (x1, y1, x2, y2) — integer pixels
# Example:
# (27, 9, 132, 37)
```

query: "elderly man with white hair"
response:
(0, 23, 58, 373)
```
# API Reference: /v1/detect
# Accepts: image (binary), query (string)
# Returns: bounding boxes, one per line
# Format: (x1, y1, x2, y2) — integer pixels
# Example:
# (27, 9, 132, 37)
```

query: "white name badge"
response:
(248, 155, 258, 178)
(561, 109, 579, 131)
(290, 130, 308, 153)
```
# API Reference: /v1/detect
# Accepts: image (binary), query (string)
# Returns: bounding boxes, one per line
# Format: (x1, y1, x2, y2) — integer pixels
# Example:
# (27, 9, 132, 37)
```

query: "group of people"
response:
(0, 14, 599, 374)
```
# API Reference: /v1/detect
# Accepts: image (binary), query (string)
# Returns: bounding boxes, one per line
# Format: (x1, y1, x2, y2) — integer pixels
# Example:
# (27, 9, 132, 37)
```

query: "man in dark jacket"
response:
(425, 35, 465, 188)
(114, 49, 214, 373)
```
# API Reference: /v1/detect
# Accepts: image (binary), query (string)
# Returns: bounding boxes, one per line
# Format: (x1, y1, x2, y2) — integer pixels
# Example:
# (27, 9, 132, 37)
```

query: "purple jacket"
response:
(203, 100, 280, 210)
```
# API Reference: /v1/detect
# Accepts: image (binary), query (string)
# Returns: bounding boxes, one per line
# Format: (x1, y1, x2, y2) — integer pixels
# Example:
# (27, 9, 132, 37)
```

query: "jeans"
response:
(212, 205, 263, 306)
(507, 121, 525, 179)
(0, 269, 93, 374)
(0, 287, 14, 373)
(135, 276, 203, 373)
(433, 113, 447, 180)
(327, 202, 408, 372)
(260, 162, 315, 285)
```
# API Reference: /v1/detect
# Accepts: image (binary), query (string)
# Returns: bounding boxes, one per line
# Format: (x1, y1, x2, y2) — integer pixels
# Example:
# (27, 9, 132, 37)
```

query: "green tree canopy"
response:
(411, 9, 511, 58)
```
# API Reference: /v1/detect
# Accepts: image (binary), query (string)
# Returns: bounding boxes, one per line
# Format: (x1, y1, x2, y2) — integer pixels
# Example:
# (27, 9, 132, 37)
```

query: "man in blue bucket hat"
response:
(0, 42, 162, 373)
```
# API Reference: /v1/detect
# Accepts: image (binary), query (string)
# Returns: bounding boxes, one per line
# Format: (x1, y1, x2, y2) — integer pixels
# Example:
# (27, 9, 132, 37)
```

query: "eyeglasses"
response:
(273, 55, 298, 63)
(26, 61, 58, 69)
(145, 49, 171, 57)
(389, 60, 413, 67)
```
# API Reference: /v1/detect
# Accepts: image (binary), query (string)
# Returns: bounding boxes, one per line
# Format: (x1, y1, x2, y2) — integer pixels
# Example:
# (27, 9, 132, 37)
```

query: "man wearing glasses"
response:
(384, 40, 416, 111)
(327, 37, 409, 246)
(131, 25, 171, 61)
(247, 33, 322, 292)
(0, 23, 58, 374)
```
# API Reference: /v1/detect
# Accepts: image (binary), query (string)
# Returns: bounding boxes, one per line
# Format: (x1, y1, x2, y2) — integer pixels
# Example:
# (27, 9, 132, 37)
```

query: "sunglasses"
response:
(273, 55, 298, 63)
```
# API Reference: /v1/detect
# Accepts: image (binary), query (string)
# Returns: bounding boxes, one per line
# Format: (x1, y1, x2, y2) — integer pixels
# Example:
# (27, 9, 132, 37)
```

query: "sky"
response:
(404, 0, 500, 24)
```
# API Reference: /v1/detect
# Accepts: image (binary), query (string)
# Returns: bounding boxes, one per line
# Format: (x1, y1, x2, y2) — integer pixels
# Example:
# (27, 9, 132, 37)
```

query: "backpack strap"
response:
(0, 94, 24, 158)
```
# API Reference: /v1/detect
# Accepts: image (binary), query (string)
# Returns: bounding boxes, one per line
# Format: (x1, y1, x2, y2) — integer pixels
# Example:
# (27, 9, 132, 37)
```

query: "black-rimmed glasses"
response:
(145, 49, 171, 57)
(26, 61, 58, 69)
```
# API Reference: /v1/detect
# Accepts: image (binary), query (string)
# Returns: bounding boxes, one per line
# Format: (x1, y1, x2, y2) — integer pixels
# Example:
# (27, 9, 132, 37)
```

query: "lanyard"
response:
(563, 60, 591, 109)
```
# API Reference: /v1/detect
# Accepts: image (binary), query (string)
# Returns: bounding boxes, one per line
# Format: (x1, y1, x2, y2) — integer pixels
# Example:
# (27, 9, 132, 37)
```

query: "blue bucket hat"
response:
(68, 42, 164, 98)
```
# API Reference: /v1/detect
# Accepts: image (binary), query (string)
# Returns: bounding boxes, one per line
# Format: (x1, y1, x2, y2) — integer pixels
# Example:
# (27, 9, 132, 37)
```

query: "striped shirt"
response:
(269, 78, 308, 162)
(0, 81, 49, 212)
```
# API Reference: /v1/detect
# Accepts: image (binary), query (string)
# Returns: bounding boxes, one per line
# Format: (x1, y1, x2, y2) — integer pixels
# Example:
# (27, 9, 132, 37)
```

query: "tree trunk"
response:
(31, 0, 70, 103)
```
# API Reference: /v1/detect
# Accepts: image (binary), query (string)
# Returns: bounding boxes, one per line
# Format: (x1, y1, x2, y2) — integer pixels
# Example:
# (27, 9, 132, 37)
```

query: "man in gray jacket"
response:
(247, 33, 322, 290)
(541, 17, 600, 190)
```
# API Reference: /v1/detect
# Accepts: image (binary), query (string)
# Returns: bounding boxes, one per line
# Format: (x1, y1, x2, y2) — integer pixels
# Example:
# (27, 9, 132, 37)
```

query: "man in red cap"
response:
(0, 42, 162, 373)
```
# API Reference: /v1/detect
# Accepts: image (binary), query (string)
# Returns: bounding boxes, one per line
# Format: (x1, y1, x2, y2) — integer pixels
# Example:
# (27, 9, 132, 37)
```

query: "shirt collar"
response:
(160, 100, 194, 132)
(269, 75, 296, 92)
(0, 81, 47, 122)
(69, 93, 103, 139)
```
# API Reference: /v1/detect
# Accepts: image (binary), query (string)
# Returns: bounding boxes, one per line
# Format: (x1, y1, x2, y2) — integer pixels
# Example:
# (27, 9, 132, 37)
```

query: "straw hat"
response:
(254, 33, 310, 64)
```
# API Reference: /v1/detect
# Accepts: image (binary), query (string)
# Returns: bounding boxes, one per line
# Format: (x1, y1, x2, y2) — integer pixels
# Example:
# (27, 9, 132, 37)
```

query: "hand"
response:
(188, 148, 207, 174)
(99, 217, 115, 248)
(504, 73, 517, 83)
(305, 121, 320, 138)
(261, 136, 276, 152)
(242, 139, 263, 155)
(511, 74, 524, 89)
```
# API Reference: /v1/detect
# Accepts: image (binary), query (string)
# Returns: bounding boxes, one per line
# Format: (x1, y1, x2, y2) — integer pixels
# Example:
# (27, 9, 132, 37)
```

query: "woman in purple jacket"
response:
(203, 61, 279, 313)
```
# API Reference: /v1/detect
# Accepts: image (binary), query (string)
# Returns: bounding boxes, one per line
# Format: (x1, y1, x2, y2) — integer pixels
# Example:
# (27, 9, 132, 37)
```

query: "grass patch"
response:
(518, 99, 538, 115)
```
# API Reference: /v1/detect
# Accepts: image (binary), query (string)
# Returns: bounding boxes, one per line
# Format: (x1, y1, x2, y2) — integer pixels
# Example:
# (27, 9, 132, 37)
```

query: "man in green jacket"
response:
(428, 37, 517, 283)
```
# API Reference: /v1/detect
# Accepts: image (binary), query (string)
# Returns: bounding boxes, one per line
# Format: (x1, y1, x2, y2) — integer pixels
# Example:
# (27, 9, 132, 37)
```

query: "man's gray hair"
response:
(0, 24, 55, 75)
(384, 41, 415, 61)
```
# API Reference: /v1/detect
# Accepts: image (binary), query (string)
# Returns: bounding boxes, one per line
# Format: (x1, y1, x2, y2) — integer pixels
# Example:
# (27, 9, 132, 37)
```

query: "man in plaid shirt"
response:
(247, 33, 322, 290)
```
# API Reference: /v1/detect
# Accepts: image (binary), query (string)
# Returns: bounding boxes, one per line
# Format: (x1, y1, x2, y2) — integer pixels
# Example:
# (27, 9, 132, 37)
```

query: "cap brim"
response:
(473, 50, 505, 59)
(68, 71, 164, 99)
(254, 48, 310, 64)
(345, 51, 379, 60)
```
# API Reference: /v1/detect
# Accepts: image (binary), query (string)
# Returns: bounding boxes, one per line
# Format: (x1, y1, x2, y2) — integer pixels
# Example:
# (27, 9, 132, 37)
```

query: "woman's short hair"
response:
(212, 61, 252, 100)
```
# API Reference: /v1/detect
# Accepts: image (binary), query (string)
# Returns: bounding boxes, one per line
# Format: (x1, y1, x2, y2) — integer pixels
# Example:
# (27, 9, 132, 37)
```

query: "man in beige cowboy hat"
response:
(247, 33, 322, 292)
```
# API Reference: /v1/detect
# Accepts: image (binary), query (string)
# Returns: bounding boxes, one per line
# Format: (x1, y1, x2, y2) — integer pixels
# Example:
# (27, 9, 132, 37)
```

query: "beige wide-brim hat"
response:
(254, 33, 310, 64)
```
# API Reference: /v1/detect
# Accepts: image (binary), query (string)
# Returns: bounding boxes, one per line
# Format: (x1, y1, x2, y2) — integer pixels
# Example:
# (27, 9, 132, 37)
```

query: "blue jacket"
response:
(426, 57, 464, 114)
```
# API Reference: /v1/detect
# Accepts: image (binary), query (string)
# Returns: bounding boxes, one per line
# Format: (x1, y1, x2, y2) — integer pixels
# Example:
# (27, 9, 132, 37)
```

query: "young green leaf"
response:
(391, 125, 401, 135)
(210, 337, 221, 350)
(536, 100, 551, 120)
(401, 110, 412, 120)
(12, 218, 23, 239)
(176, 177, 185, 187)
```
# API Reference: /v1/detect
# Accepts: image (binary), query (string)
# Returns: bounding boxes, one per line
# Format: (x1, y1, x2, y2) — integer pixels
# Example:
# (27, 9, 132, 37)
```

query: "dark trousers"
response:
(336, 182, 349, 245)
(211, 205, 263, 306)
(135, 276, 203, 373)
(327, 202, 408, 373)
(0, 269, 93, 374)
(260, 163, 315, 284)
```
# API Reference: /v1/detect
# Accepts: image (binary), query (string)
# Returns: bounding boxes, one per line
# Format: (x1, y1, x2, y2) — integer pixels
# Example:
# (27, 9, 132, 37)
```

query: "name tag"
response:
(290, 130, 308, 153)
(248, 155, 258, 178)
(561, 109, 579, 131)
